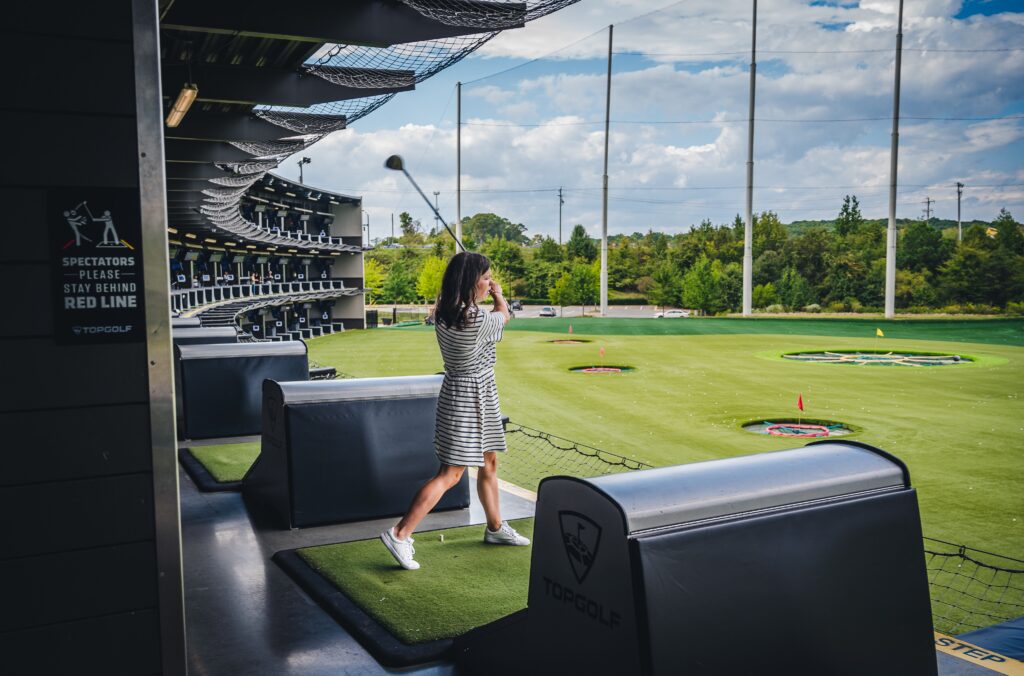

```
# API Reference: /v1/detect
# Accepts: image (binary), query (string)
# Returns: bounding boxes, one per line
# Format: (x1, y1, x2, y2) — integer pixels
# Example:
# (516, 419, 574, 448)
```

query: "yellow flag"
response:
(876, 328, 884, 337)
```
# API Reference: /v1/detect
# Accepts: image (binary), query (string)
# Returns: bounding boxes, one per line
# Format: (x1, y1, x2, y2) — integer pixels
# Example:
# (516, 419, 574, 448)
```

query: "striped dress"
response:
(433, 305, 507, 467)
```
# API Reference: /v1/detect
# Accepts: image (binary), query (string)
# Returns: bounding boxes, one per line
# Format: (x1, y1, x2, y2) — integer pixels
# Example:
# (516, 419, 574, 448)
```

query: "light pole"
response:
(362, 210, 370, 248)
(297, 156, 311, 184)
(433, 191, 440, 234)
(956, 182, 964, 242)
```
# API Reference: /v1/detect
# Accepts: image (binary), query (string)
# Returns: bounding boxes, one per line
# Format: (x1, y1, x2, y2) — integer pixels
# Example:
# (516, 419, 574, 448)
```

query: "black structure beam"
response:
(161, 0, 520, 48)
(165, 163, 239, 180)
(162, 63, 412, 107)
(165, 109, 329, 142)
(165, 140, 260, 163)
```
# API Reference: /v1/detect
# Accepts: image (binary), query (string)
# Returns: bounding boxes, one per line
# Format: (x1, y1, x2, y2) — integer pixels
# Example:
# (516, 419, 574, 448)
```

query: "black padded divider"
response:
(244, 376, 470, 529)
(174, 341, 309, 440)
(455, 442, 936, 676)
(171, 326, 238, 345)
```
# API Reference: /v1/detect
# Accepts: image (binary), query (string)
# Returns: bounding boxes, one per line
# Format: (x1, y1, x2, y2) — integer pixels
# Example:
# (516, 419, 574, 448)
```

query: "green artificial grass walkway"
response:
(298, 519, 534, 644)
(187, 442, 260, 483)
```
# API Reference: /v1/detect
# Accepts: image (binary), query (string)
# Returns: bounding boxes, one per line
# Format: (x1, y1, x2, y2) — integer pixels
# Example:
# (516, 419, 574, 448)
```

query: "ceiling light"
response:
(204, 238, 217, 244)
(165, 84, 198, 128)
(224, 242, 236, 247)
(184, 233, 197, 239)
(245, 245, 256, 249)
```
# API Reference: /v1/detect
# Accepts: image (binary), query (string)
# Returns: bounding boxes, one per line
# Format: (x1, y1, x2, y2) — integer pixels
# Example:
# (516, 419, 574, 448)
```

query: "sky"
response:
(282, 0, 1024, 243)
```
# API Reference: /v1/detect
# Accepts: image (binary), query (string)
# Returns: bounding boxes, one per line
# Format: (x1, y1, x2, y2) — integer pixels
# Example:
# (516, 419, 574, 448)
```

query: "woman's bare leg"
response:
(394, 464, 465, 540)
(477, 452, 503, 531)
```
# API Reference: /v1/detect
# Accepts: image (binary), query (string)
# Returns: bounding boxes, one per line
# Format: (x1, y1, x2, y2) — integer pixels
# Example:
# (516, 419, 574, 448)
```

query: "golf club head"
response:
(384, 155, 405, 171)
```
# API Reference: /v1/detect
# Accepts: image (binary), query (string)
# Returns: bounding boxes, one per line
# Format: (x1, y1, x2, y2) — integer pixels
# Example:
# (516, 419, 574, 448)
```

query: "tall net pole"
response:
(456, 81, 463, 244)
(601, 24, 613, 317)
(742, 0, 757, 317)
(885, 0, 905, 319)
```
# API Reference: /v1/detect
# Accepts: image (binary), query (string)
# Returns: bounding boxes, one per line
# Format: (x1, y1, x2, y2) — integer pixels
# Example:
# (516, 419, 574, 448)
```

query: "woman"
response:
(381, 252, 529, 570)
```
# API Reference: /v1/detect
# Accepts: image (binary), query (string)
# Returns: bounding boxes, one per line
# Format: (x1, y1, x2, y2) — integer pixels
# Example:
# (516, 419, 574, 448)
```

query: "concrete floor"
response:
(179, 463, 536, 675)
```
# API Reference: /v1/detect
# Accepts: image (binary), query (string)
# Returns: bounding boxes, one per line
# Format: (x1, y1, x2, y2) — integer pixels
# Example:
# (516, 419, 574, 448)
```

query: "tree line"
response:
(364, 199, 1024, 315)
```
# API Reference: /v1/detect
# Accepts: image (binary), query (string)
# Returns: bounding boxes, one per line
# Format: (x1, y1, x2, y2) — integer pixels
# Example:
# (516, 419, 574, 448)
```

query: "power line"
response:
(614, 47, 1024, 57)
(462, 114, 1023, 127)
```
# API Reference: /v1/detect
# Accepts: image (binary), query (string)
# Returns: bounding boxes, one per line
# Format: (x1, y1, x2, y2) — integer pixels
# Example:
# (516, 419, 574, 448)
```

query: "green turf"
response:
(187, 442, 260, 483)
(298, 519, 534, 643)
(397, 316, 1024, 346)
(309, 318, 1024, 559)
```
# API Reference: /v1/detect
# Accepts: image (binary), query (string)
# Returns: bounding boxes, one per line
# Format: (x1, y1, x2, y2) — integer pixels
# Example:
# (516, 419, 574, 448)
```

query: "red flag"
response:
(568, 324, 573, 334)
(797, 394, 804, 411)
(599, 347, 606, 357)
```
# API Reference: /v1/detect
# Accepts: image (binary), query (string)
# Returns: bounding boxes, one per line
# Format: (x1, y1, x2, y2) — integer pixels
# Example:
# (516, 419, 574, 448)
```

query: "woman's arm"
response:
(489, 280, 511, 323)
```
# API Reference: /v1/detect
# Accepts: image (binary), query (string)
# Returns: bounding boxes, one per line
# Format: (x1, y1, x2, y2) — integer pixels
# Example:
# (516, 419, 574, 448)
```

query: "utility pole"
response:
(742, 0, 758, 317)
(956, 182, 964, 242)
(391, 212, 395, 242)
(433, 191, 440, 234)
(923, 196, 934, 223)
(558, 187, 564, 245)
(884, 0, 905, 319)
(600, 25, 613, 317)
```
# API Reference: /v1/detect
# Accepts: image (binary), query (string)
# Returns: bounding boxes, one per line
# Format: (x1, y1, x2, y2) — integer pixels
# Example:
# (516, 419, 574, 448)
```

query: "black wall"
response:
(1, 2, 178, 673)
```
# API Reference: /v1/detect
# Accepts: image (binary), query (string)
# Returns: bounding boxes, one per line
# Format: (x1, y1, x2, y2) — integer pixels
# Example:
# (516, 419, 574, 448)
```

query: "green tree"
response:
(753, 211, 788, 254)
(363, 258, 385, 303)
(788, 226, 833, 291)
(753, 249, 786, 286)
(993, 209, 1024, 256)
(776, 267, 815, 310)
(566, 225, 597, 261)
(537, 236, 564, 263)
(398, 212, 425, 246)
(549, 262, 599, 313)
(753, 282, 779, 308)
(834, 195, 864, 237)
(483, 237, 526, 281)
(899, 220, 952, 273)
(647, 262, 682, 309)
(415, 256, 447, 302)
(380, 263, 417, 303)
(680, 255, 720, 314)
(462, 213, 528, 244)
(895, 269, 937, 308)
(715, 261, 743, 311)
(938, 246, 991, 304)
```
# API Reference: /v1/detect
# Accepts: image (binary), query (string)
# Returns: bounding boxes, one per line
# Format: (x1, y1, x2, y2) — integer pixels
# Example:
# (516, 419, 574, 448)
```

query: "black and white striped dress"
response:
(434, 305, 507, 467)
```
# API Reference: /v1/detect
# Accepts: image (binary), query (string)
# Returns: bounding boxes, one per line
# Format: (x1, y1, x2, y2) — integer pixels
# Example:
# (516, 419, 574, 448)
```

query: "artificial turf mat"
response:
(279, 518, 534, 662)
(179, 442, 260, 489)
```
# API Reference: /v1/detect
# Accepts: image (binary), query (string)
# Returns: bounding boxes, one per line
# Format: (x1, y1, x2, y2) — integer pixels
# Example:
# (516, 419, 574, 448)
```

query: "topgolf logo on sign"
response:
(559, 511, 601, 584)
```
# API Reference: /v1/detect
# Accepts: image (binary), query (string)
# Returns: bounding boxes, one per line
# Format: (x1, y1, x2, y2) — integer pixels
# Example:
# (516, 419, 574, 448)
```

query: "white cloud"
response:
(287, 0, 1024, 235)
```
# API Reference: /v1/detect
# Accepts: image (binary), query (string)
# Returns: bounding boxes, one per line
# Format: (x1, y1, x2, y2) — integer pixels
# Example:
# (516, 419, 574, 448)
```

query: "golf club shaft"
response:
(400, 169, 465, 252)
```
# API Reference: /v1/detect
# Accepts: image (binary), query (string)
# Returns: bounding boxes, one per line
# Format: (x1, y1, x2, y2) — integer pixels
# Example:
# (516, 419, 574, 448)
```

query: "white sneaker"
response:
(380, 527, 420, 570)
(484, 521, 530, 546)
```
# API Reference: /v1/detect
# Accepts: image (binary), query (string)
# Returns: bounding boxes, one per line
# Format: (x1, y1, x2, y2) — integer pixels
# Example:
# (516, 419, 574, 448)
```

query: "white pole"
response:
(600, 25, 613, 317)
(884, 0, 904, 319)
(456, 81, 462, 245)
(742, 0, 757, 317)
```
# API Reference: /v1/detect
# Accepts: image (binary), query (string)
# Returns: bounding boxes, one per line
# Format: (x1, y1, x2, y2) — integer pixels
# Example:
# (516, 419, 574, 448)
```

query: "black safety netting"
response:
(500, 421, 650, 494)
(925, 538, 1024, 635)
(397, 0, 578, 30)
(192, 1, 580, 248)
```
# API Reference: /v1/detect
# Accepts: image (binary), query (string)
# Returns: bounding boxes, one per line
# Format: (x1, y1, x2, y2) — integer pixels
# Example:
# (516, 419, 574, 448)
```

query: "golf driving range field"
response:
(309, 317, 1024, 558)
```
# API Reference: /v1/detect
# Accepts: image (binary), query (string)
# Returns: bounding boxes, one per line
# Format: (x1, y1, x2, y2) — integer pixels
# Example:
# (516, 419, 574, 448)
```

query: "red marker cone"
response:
(798, 394, 804, 411)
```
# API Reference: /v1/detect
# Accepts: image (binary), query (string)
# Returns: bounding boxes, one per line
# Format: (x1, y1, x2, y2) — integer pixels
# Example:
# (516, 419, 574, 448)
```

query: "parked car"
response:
(539, 306, 557, 317)
(510, 299, 523, 311)
(654, 309, 690, 318)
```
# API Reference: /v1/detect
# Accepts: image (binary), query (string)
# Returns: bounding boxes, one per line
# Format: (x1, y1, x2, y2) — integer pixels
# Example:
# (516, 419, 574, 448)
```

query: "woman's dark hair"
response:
(434, 251, 490, 330)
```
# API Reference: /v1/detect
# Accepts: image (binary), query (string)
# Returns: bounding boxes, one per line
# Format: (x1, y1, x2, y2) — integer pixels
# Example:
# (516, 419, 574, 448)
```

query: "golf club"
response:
(384, 155, 466, 251)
